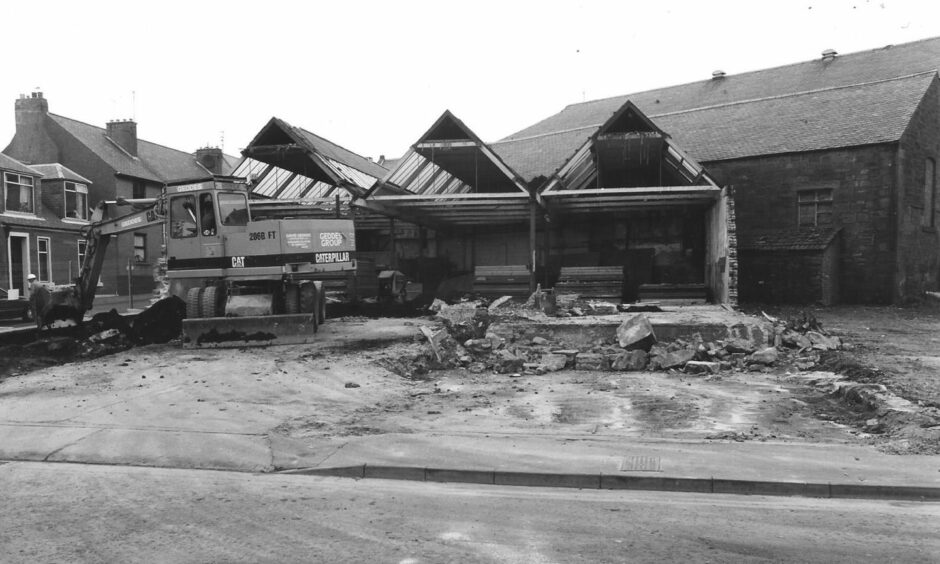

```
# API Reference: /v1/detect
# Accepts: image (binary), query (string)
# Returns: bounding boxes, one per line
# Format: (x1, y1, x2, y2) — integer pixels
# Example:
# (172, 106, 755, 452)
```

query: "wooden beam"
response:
(371, 192, 529, 201)
(543, 186, 720, 197)
(415, 141, 478, 149)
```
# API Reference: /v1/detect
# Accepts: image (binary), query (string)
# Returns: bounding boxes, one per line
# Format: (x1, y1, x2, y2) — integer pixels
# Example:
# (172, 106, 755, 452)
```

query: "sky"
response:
(2, 0, 940, 164)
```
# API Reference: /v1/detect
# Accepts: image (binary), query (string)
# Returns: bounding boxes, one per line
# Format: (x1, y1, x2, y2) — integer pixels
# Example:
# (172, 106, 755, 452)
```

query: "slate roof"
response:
(0, 152, 40, 177)
(49, 114, 235, 183)
(737, 228, 840, 251)
(289, 123, 388, 180)
(29, 163, 92, 184)
(495, 37, 940, 183)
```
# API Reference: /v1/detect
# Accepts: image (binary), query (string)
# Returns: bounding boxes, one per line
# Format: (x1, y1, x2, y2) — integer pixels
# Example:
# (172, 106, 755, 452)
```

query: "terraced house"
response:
(3, 92, 238, 296)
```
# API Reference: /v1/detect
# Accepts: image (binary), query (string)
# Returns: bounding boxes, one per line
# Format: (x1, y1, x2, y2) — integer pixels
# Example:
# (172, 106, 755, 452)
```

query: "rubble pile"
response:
(403, 303, 845, 378)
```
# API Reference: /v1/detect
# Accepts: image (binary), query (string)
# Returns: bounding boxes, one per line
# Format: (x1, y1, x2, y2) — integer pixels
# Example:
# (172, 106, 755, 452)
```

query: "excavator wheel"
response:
(284, 284, 300, 314)
(186, 287, 203, 319)
(201, 286, 221, 318)
(300, 283, 317, 314)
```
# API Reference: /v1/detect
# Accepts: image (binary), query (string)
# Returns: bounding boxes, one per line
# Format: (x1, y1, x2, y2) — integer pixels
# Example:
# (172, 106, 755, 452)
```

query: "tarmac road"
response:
(1, 460, 937, 564)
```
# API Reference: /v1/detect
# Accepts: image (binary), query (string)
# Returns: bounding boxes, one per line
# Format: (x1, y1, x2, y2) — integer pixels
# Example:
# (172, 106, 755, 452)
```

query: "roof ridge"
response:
(497, 71, 936, 145)
(294, 124, 384, 170)
(561, 36, 940, 112)
(650, 70, 937, 118)
(491, 124, 599, 145)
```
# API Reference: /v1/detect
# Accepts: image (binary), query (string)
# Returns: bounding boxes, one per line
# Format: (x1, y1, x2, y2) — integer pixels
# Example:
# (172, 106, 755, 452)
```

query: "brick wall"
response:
(896, 79, 940, 300)
(709, 145, 898, 303)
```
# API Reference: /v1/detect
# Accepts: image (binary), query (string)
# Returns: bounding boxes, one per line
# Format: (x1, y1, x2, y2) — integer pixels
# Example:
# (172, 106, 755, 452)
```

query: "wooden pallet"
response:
(638, 283, 707, 304)
(473, 265, 531, 296)
(555, 266, 623, 301)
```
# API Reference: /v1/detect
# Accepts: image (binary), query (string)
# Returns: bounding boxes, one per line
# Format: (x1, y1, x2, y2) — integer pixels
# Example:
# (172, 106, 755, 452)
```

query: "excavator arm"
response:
(75, 197, 166, 313)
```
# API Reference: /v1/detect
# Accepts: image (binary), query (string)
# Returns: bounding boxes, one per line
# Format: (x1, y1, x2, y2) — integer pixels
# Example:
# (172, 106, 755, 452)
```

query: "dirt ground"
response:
(1, 305, 938, 456)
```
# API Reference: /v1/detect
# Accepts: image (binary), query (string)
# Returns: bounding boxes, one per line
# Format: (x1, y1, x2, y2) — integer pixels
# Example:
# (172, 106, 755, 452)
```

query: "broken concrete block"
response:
(344, 382, 360, 388)
(610, 350, 649, 371)
(495, 349, 525, 374)
(485, 331, 506, 350)
(685, 361, 721, 375)
(616, 314, 657, 351)
(659, 349, 696, 370)
(586, 301, 618, 315)
(464, 338, 492, 354)
(806, 331, 841, 351)
(89, 328, 122, 344)
(748, 347, 779, 365)
(575, 353, 608, 371)
(724, 338, 757, 354)
(468, 362, 487, 374)
(531, 336, 549, 346)
(488, 295, 513, 311)
(539, 353, 569, 372)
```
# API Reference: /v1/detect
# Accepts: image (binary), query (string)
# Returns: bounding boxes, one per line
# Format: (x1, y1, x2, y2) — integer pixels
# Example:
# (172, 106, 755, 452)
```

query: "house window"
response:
(133, 233, 146, 263)
(132, 181, 147, 199)
(4, 173, 35, 214)
(37, 237, 51, 282)
(77, 239, 87, 270)
(798, 189, 833, 227)
(923, 158, 936, 228)
(65, 181, 88, 219)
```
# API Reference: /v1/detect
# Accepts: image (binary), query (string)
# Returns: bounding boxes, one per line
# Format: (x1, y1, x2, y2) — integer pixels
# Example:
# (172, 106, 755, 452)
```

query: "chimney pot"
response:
(712, 70, 726, 79)
(821, 48, 838, 61)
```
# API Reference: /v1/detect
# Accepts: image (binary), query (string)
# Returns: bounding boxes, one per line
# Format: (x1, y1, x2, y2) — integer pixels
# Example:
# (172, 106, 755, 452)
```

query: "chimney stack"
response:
(106, 119, 138, 156)
(711, 70, 726, 80)
(821, 49, 838, 62)
(8, 91, 58, 163)
(195, 146, 224, 175)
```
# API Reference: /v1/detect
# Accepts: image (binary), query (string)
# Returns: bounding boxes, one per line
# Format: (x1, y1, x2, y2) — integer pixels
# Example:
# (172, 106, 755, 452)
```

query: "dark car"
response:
(0, 289, 33, 321)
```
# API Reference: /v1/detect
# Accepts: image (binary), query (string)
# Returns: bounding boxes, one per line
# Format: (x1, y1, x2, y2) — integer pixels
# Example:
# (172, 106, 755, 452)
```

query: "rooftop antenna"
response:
(132, 90, 136, 120)
(219, 130, 225, 152)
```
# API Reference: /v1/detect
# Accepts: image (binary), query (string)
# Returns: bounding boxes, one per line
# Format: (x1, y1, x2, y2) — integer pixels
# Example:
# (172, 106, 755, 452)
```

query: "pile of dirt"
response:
(0, 296, 186, 382)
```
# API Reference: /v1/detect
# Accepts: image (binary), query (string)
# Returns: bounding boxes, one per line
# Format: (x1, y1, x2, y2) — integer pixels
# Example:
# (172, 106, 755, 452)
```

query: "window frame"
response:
(797, 188, 834, 228)
(133, 233, 147, 263)
(64, 181, 89, 220)
(4, 172, 36, 215)
(77, 239, 87, 271)
(36, 236, 52, 282)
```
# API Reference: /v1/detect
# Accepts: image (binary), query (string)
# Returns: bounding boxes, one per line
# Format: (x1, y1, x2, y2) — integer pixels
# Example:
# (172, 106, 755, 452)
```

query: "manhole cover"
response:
(620, 455, 662, 472)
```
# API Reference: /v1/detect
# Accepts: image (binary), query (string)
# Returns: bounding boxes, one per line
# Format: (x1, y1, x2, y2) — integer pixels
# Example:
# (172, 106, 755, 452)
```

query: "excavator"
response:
(71, 176, 357, 347)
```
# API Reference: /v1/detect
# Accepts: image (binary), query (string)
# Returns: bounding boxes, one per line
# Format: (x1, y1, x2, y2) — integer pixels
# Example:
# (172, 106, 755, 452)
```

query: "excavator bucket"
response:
(181, 314, 319, 348)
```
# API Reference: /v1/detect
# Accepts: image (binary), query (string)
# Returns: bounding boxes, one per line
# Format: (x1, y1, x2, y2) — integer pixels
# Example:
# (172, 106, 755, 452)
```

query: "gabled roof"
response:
(48, 114, 224, 183)
(498, 37, 940, 180)
(0, 152, 40, 177)
(652, 73, 935, 162)
(361, 111, 532, 227)
(29, 163, 92, 184)
(242, 117, 386, 197)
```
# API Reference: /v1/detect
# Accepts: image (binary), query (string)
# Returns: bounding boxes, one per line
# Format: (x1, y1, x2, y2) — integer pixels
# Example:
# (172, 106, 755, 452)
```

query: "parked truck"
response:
(72, 176, 357, 347)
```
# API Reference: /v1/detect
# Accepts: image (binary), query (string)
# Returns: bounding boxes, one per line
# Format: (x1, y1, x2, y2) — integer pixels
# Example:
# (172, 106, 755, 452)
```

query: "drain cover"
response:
(620, 455, 662, 472)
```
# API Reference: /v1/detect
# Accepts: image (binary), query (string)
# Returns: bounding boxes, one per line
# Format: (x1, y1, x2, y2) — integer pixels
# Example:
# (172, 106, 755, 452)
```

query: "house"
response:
(363, 107, 736, 304)
(0, 153, 90, 299)
(3, 92, 238, 296)
(496, 38, 940, 304)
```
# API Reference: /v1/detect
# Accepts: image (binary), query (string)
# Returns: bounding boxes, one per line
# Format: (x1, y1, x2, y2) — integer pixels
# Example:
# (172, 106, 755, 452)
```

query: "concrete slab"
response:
(0, 424, 100, 461)
(46, 428, 272, 472)
(493, 305, 774, 348)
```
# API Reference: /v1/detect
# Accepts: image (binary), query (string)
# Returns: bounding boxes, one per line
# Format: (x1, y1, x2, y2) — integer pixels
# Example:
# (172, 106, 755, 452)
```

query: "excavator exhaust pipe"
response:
(181, 313, 319, 348)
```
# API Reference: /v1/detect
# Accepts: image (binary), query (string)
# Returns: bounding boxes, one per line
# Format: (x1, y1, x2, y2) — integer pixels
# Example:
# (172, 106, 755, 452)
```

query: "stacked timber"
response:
(637, 283, 707, 305)
(472, 265, 530, 297)
(554, 266, 623, 301)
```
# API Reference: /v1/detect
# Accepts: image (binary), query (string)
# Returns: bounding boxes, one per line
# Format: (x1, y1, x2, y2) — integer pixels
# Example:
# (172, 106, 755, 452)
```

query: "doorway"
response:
(7, 233, 29, 294)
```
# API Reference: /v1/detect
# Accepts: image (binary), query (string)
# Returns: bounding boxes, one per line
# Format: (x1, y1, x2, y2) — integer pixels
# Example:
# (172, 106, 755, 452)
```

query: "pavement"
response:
(1, 422, 937, 500)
